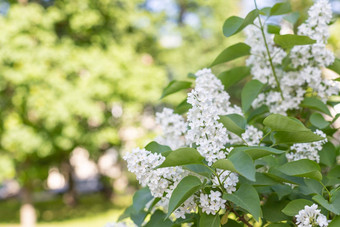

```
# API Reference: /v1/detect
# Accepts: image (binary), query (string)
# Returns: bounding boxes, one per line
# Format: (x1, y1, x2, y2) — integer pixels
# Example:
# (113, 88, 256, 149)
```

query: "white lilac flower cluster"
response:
(199, 191, 226, 215)
(213, 170, 239, 194)
(242, 125, 263, 146)
(186, 68, 243, 165)
(295, 204, 329, 227)
(245, 22, 287, 87)
(124, 68, 264, 219)
(123, 148, 187, 198)
(124, 147, 196, 219)
(155, 108, 187, 150)
(246, 0, 339, 115)
(286, 130, 327, 163)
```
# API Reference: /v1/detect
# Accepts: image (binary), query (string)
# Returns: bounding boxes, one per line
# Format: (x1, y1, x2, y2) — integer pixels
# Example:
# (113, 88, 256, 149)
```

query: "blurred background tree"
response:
(0, 0, 238, 226)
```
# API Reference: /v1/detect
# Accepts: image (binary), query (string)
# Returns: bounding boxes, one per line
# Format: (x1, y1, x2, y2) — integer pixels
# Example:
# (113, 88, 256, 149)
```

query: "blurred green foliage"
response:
(0, 0, 238, 194)
(0, 1, 166, 187)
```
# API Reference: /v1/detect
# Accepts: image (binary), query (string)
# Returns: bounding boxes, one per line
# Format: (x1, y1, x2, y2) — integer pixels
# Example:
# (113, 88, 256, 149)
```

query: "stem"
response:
(259, 129, 271, 145)
(241, 137, 249, 146)
(319, 181, 331, 201)
(270, 143, 276, 147)
(253, 0, 284, 100)
(231, 206, 253, 227)
(203, 163, 226, 193)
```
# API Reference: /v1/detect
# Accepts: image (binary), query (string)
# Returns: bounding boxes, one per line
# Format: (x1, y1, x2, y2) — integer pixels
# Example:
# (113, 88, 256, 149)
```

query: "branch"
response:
(253, 0, 284, 100)
(231, 207, 253, 227)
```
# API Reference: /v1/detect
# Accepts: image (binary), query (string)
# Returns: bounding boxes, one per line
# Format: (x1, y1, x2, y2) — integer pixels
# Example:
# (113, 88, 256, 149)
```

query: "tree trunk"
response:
(20, 186, 36, 227)
(99, 174, 113, 200)
(62, 161, 78, 207)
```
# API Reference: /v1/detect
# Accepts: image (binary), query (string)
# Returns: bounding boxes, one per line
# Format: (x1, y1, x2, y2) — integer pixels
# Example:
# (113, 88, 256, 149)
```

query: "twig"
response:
(231, 207, 253, 227)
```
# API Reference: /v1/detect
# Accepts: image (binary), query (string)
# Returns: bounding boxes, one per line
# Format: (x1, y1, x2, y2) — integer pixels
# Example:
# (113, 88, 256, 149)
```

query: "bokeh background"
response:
(0, 0, 339, 226)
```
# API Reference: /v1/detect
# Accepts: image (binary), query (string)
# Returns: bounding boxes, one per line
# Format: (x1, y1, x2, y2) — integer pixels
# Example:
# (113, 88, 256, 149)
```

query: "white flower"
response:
(123, 148, 188, 198)
(286, 130, 327, 163)
(246, 0, 339, 115)
(155, 107, 187, 149)
(186, 68, 243, 165)
(295, 204, 329, 227)
(298, 0, 332, 43)
(199, 191, 226, 215)
(241, 125, 263, 146)
(245, 19, 287, 87)
(213, 170, 239, 194)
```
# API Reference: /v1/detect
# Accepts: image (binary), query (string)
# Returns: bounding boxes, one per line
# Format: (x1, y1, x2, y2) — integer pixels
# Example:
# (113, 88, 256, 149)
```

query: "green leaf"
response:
(183, 164, 213, 178)
(241, 79, 264, 113)
(218, 66, 250, 89)
(300, 97, 331, 116)
(277, 159, 322, 181)
(263, 114, 308, 132)
(219, 114, 246, 136)
(161, 80, 192, 99)
(262, 195, 289, 222)
(328, 58, 340, 75)
(145, 141, 171, 154)
(211, 43, 251, 67)
(267, 168, 305, 185)
(329, 216, 340, 227)
(330, 189, 340, 212)
(187, 72, 196, 79)
(144, 210, 173, 227)
(148, 198, 161, 213)
(310, 113, 330, 129)
(223, 9, 259, 37)
(131, 210, 148, 226)
(319, 142, 336, 167)
(270, 1, 291, 16)
(272, 184, 293, 200)
(157, 148, 204, 168)
(232, 146, 285, 160)
(132, 187, 153, 213)
(167, 176, 202, 218)
(118, 205, 134, 221)
(119, 188, 155, 225)
(298, 179, 323, 196)
(212, 159, 237, 173)
(331, 113, 340, 124)
(284, 12, 300, 25)
(174, 99, 192, 114)
(199, 212, 220, 227)
(223, 184, 262, 221)
(328, 166, 340, 178)
(312, 194, 340, 215)
(273, 131, 324, 144)
(247, 105, 269, 122)
(274, 34, 316, 49)
(260, 7, 271, 16)
(240, 172, 278, 186)
(281, 199, 314, 216)
(267, 24, 281, 34)
(213, 150, 256, 181)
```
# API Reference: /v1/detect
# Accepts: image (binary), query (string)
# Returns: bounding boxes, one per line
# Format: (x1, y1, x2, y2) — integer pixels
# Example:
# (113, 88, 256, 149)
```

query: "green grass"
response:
(0, 193, 131, 227)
